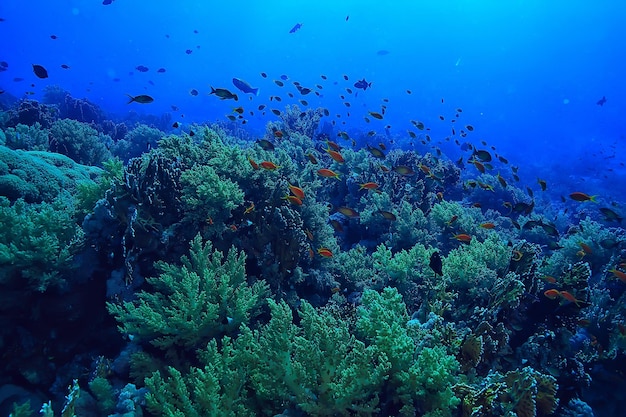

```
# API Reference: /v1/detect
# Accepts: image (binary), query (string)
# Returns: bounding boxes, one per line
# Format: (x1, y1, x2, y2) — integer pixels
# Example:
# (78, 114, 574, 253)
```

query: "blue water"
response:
(3, 1, 624, 178)
(2, 1, 626, 416)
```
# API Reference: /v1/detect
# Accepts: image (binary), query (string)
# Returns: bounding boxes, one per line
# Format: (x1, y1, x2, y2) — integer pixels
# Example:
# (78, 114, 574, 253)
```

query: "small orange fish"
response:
(288, 183, 305, 199)
(325, 148, 345, 163)
(305, 228, 314, 241)
(330, 286, 341, 294)
(326, 140, 341, 151)
(244, 202, 255, 214)
(393, 165, 415, 176)
(317, 247, 333, 258)
(306, 152, 318, 164)
(229, 224, 238, 231)
(274, 130, 284, 138)
(452, 233, 471, 243)
(569, 192, 597, 202)
(608, 268, 626, 283)
(479, 222, 495, 229)
(446, 215, 458, 226)
(436, 192, 444, 201)
(337, 206, 359, 218)
(282, 195, 303, 206)
(544, 289, 561, 300)
(559, 290, 583, 307)
(378, 210, 396, 221)
(511, 250, 523, 261)
(359, 182, 379, 190)
(470, 159, 486, 173)
(260, 161, 281, 170)
(541, 275, 557, 284)
(317, 168, 340, 180)
(579, 242, 593, 254)
(248, 156, 259, 170)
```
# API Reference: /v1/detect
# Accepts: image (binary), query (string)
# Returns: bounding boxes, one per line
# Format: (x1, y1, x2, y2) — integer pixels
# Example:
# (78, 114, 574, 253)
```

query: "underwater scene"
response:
(1, 1, 626, 416)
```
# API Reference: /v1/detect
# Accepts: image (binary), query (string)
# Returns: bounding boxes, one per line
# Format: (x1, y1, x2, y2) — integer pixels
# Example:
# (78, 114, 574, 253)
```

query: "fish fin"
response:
(126, 94, 135, 104)
(252, 87, 259, 96)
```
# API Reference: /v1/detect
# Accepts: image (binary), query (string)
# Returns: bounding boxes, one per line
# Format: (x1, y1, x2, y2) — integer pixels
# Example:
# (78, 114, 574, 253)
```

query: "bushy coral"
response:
(3, 123, 49, 150)
(110, 124, 164, 161)
(49, 118, 111, 166)
(357, 287, 460, 417)
(180, 164, 245, 226)
(107, 234, 268, 350)
(0, 196, 81, 292)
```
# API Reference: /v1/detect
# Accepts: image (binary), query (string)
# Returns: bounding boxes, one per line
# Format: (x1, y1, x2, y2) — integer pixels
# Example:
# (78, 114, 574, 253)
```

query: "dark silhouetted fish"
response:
(376, 50, 390, 56)
(232, 77, 259, 95)
(126, 94, 153, 104)
(353, 78, 372, 91)
(289, 23, 302, 33)
(32, 64, 48, 79)
(102, 0, 114, 4)
(429, 251, 443, 276)
(157, 68, 166, 73)
(597, 96, 607, 106)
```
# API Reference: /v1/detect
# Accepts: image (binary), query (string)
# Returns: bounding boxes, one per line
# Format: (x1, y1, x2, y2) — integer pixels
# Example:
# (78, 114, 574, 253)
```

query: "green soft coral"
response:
(248, 299, 389, 416)
(357, 287, 460, 417)
(107, 234, 268, 350)
(180, 164, 245, 225)
(49, 119, 111, 166)
(0, 196, 80, 292)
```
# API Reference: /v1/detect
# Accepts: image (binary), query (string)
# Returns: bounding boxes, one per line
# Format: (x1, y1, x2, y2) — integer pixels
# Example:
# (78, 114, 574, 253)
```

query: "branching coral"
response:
(49, 118, 111, 166)
(107, 234, 268, 350)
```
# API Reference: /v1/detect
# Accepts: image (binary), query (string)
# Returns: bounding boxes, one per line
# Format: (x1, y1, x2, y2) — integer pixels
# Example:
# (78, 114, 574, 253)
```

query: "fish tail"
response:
(234, 94, 239, 101)
(126, 94, 135, 104)
(210, 86, 216, 94)
(252, 87, 259, 96)
(590, 195, 598, 203)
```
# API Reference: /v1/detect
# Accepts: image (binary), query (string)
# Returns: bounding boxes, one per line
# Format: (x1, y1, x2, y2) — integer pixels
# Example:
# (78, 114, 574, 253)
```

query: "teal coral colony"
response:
(0, 2, 625, 417)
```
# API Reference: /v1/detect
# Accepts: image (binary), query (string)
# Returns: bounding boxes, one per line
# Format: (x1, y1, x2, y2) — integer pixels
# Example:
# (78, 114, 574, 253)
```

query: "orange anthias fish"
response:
(288, 183, 305, 199)
(479, 222, 495, 229)
(260, 161, 281, 170)
(559, 290, 584, 307)
(317, 168, 340, 180)
(326, 148, 345, 163)
(282, 195, 303, 206)
(337, 206, 359, 218)
(544, 289, 561, 300)
(608, 268, 626, 283)
(579, 242, 593, 254)
(359, 182, 379, 190)
(569, 192, 597, 202)
(317, 247, 333, 258)
(248, 156, 259, 170)
(452, 233, 472, 243)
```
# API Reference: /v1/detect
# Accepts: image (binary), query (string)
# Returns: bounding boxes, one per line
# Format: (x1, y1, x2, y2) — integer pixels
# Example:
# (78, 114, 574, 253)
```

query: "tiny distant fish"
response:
(274, 80, 284, 87)
(189, 89, 199, 96)
(126, 94, 153, 104)
(50, 34, 58, 39)
(193, 29, 199, 34)
(171, 105, 179, 111)
(376, 50, 390, 56)
(346, 15, 349, 21)
(597, 96, 607, 106)
(148, 80, 155, 86)
(136, 65, 149, 72)
(102, 0, 114, 5)
(157, 68, 166, 73)
(289, 23, 302, 33)
(353, 78, 371, 91)
(260, 72, 267, 78)
(232, 77, 259, 95)
(280, 74, 288, 80)
(32, 64, 48, 79)
(61, 64, 70, 69)
(185, 49, 192, 54)
(0, 61, 7, 68)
